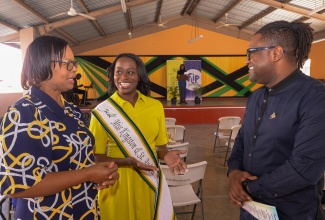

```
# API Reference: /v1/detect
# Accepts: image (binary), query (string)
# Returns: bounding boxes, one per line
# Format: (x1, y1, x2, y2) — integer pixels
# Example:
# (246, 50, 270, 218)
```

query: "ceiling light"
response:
(188, 35, 203, 44)
(308, 5, 325, 15)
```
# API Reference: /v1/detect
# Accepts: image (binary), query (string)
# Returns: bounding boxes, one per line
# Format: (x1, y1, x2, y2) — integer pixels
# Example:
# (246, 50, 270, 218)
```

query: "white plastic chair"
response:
(0, 195, 14, 220)
(166, 125, 185, 143)
(161, 161, 207, 220)
(165, 117, 177, 125)
(224, 125, 241, 166)
(212, 116, 241, 153)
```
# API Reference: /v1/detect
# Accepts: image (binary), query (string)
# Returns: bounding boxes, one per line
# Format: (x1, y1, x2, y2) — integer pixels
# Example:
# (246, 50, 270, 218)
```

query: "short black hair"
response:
(21, 35, 69, 89)
(256, 20, 313, 69)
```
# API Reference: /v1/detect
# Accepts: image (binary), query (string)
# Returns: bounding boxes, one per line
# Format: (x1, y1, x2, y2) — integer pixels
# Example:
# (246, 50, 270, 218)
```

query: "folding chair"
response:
(0, 195, 14, 220)
(166, 125, 185, 143)
(212, 116, 241, 153)
(161, 161, 207, 220)
(165, 117, 177, 125)
(224, 125, 241, 166)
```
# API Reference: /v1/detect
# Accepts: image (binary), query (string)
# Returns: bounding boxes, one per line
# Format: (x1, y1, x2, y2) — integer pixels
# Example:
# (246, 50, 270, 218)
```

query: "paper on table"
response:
(242, 201, 279, 220)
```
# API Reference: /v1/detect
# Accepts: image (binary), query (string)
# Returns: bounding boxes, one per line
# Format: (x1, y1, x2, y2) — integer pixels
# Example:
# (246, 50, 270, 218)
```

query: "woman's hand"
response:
(88, 161, 119, 190)
(164, 150, 187, 175)
(128, 157, 159, 171)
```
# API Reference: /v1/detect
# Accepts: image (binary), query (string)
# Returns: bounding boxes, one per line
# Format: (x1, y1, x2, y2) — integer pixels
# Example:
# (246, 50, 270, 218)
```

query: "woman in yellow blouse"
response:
(89, 53, 187, 220)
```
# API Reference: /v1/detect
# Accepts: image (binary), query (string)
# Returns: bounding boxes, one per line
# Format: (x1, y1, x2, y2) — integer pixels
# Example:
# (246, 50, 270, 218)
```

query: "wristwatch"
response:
(242, 180, 251, 195)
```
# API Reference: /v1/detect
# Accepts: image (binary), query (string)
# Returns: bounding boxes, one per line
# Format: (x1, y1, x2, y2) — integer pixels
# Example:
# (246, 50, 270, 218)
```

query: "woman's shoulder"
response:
(11, 94, 35, 109)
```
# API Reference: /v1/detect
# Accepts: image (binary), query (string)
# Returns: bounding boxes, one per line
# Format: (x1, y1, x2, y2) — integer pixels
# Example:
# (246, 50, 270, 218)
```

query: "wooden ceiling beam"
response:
(0, 33, 19, 43)
(213, 0, 243, 23)
(55, 29, 79, 45)
(12, 0, 48, 24)
(155, 0, 164, 23)
(0, 19, 19, 32)
(182, 0, 194, 16)
(76, 0, 106, 36)
(239, 7, 276, 30)
(39, 0, 157, 31)
(188, 0, 201, 16)
(252, 0, 325, 21)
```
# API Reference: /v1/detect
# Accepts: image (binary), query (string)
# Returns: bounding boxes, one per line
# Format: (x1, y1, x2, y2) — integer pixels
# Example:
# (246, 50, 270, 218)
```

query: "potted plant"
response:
(193, 83, 204, 104)
(167, 85, 179, 105)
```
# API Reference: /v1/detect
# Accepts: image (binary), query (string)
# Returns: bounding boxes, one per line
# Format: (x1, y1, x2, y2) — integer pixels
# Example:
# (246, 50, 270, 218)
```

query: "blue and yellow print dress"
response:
(0, 87, 99, 220)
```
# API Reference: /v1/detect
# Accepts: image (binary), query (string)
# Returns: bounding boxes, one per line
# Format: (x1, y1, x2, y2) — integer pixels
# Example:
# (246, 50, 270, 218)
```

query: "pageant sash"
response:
(92, 98, 175, 220)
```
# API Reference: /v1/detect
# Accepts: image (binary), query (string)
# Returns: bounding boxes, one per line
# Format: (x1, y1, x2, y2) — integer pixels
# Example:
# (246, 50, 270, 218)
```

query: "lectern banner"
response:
(184, 60, 202, 100)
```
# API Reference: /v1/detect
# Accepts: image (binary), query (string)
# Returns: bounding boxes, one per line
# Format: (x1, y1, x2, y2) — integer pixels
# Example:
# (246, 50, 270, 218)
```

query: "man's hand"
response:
(228, 170, 257, 206)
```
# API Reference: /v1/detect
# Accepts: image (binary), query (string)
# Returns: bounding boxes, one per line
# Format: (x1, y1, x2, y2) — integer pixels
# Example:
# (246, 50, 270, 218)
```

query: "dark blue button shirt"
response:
(228, 69, 325, 220)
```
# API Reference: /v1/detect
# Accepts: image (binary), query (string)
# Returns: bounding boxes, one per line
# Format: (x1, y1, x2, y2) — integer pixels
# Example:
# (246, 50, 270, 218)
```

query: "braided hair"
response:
(256, 20, 313, 69)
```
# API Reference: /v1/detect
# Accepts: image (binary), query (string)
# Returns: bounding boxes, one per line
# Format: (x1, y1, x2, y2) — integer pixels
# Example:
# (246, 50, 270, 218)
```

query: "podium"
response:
(177, 74, 188, 103)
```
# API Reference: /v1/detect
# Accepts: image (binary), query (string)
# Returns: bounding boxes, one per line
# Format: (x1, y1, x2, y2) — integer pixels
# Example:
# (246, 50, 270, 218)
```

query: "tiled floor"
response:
(174, 124, 240, 220)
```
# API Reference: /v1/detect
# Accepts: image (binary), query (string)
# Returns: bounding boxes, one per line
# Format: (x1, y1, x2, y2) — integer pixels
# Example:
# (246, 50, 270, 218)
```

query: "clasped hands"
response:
(91, 161, 119, 190)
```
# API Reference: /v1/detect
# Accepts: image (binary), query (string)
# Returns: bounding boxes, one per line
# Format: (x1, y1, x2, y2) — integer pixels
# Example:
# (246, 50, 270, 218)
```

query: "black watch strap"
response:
(242, 180, 251, 195)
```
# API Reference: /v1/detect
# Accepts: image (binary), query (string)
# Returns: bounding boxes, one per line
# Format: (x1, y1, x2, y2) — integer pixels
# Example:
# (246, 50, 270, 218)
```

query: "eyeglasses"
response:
(246, 46, 276, 61)
(52, 59, 79, 71)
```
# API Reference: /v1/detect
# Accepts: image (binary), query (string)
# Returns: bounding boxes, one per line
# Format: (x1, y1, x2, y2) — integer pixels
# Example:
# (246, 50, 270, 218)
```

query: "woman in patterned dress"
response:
(0, 35, 119, 220)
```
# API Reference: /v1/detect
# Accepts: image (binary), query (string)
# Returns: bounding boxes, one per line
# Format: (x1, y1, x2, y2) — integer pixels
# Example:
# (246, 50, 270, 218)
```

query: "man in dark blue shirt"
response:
(227, 20, 325, 220)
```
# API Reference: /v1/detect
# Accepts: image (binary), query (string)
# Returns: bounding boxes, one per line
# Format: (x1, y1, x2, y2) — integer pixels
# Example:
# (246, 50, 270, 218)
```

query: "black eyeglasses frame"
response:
(246, 46, 277, 61)
(51, 59, 79, 71)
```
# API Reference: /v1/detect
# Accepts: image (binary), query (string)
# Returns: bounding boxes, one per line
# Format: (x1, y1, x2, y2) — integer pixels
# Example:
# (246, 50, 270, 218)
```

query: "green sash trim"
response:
(92, 98, 175, 220)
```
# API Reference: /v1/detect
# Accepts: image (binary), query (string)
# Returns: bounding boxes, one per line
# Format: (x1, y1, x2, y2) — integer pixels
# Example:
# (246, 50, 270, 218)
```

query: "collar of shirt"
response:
(29, 86, 68, 119)
(265, 68, 303, 95)
(112, 90, 148, 107)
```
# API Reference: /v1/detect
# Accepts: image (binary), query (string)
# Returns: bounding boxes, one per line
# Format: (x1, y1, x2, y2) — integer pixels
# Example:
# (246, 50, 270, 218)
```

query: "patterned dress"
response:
(0, 87, 99, 220)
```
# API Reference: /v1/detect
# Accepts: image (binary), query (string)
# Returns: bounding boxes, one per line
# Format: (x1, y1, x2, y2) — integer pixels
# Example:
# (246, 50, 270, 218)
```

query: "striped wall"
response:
(76, 55, 261, 99)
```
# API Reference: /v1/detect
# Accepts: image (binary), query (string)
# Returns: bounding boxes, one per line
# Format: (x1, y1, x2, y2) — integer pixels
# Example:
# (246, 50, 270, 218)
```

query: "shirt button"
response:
(263, 100, 266, 103)
(249, 154, 251, 156)
(274, 194, 277, 197)
(253, 135, 256, 138)
(258, 117, 261, 120)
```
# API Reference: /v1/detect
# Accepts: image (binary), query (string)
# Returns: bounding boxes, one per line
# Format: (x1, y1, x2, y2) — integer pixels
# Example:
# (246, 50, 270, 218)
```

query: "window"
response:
(301, 59, 311, 76)
(0, 44, 23, 93)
